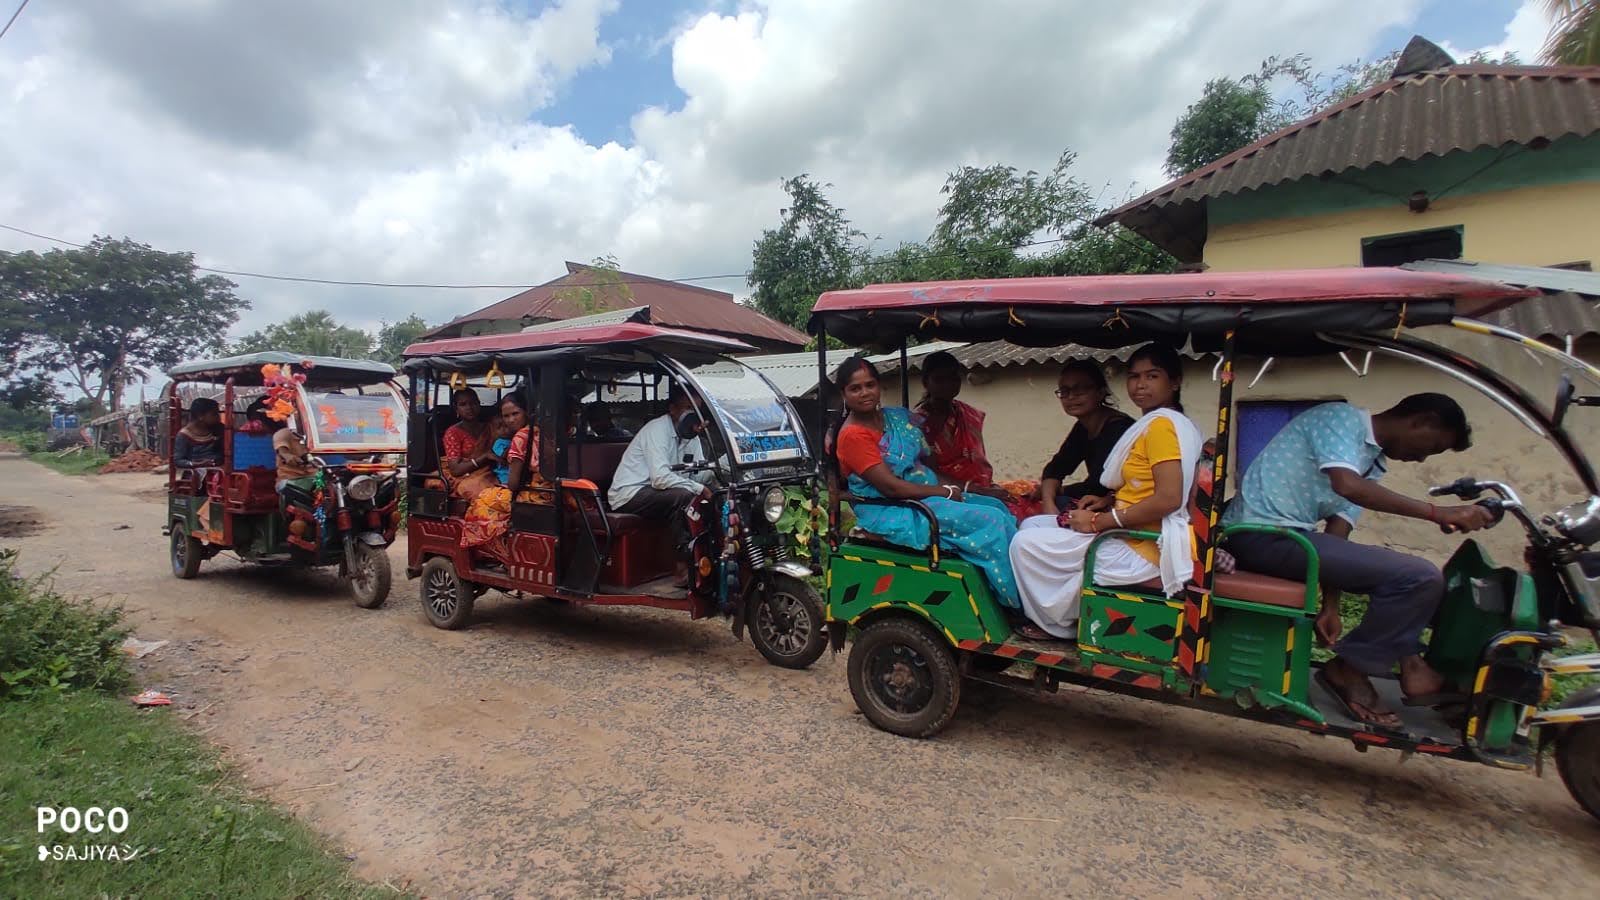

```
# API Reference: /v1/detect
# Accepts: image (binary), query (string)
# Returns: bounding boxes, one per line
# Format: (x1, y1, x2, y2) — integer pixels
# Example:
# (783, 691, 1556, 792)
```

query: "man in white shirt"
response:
(608, 384, 715, 582)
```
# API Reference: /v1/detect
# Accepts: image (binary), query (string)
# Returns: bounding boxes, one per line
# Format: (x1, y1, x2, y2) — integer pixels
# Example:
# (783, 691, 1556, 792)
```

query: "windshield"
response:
(299, 386, 407, 451)
(684, 359, 809, 465)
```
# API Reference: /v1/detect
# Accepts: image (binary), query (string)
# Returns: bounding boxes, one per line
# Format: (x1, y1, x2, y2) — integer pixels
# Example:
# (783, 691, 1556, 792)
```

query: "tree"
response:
(1163, 48, 1521, 179)
(1164, 78, 1274, 178)
(1543, 1, 1600, 64)
(865, 150, 1174, 284)
(233, 310, 374, 359)
(372, 315, 432, 365)
(0, 237, 245, 413)
(749, 176, 867, 330)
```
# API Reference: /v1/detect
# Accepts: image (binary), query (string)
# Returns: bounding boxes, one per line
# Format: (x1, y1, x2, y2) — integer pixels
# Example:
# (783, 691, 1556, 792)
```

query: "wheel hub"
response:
(756, 591, 810, 655)
(426, 569, 458, 618)
(869, 643, 934, 713)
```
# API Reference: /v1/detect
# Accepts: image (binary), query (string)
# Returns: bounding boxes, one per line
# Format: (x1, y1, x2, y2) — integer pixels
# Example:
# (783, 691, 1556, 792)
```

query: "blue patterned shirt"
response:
(1223, 403, 1387, 531)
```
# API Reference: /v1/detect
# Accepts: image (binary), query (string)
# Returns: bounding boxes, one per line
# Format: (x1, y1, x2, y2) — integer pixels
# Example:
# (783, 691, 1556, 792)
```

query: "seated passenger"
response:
(585, 401, 632, 441)
(607, 383, 716, 585)
(1222, 393, 1494, 729)
(238, 397, 274, 435)
(1009, 344, 1201, 640)
(173, 398, 223, 468)
(1037, 360, 1135, 516)
(461, 394, 552, 563)
(488, 413, 512, 485)
(440, 388, 497, 501)
(834, 357, 1021, 608)
(270, 419, 317, 493)
(913, 351, 1038, 520)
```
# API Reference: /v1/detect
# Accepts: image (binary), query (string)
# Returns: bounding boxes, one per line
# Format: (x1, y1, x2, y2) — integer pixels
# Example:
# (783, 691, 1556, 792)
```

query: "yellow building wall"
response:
(1203, 180, 1600, 272)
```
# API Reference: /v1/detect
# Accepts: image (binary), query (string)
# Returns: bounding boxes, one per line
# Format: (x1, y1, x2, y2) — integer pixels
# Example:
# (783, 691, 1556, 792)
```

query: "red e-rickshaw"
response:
(400, 322, 827, 669)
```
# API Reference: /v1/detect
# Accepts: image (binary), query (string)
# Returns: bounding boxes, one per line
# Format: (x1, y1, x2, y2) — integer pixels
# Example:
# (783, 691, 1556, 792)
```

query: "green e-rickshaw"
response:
(810, 267, 1600, 821)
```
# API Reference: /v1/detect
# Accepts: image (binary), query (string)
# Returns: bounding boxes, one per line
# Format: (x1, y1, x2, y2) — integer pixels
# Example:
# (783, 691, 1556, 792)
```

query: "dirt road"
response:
(3, 455, 1596, 898)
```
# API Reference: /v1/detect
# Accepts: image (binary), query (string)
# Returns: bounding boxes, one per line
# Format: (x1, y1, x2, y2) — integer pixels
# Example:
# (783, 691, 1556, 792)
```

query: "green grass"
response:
(28, 448, 110, 476)
(0, 692, 406, 898)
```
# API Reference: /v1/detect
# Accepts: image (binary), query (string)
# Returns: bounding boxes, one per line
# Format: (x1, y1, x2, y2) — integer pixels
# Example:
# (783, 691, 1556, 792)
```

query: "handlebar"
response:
(1429, 476, 1537, 536)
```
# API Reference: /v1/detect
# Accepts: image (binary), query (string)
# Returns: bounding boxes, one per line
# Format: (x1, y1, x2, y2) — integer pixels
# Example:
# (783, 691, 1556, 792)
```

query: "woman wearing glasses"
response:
(1036, 360, 1134, 517)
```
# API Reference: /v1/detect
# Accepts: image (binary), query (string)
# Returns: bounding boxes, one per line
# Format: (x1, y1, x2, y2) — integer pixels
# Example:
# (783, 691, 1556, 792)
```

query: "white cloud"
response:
(1483, 0, 1550, 61)
(2, 0, 1434, 340)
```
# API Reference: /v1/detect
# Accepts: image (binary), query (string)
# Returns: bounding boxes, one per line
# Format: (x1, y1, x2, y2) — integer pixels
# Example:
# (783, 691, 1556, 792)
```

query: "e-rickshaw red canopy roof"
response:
(167, 351, 398, 387)
(807, 267, 1538, 354)
(401, 322, 755, 373)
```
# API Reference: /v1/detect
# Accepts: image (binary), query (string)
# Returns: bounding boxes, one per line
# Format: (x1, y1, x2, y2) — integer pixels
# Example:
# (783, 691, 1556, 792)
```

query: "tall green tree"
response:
(1164, 48, 1522, 179)
(1543, 1, 1600, 64)
(0, 237, 244, 413)
(372, 315, 432, 365)
(1164, 78, 1274, 178)
(233, 310, 374, 359)
(749, 176, 866, 330)
(862, 150, 1174, 284)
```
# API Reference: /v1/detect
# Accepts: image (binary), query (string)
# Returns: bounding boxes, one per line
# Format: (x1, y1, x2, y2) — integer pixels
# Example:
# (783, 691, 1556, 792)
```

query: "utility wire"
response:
(0, 0, 30, 43)
(2, 215, 1155, 292)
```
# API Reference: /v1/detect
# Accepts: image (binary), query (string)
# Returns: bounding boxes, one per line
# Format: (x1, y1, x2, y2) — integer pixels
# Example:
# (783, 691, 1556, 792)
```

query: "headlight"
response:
(761, 486, 787, 523)
(346, 475, 379, 502)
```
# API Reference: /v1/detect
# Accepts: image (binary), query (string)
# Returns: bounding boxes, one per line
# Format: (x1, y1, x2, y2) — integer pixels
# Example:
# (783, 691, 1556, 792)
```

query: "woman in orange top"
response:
(1008, 344, 1202, 640)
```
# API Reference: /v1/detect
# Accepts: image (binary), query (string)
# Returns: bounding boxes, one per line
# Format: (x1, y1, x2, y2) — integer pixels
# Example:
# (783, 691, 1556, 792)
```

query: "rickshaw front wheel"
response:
(170, 524, 202, 579)
(749, 573, 827, 670)
(847, 616, 961, 738)
(420, 557, 475, 630)
(1554, 685, 1600, 822)
(349, 543, 392, 609)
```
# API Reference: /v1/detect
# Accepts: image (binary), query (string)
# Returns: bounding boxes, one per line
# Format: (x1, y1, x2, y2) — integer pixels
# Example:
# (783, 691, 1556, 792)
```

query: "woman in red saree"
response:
(440, 389, 500, 501)
(913, 351, 1040, 520)
(460, 393, 552, 561)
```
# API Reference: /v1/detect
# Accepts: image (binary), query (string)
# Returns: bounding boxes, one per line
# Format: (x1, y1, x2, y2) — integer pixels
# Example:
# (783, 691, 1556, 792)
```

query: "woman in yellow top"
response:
(1009, 343, 1201, 640)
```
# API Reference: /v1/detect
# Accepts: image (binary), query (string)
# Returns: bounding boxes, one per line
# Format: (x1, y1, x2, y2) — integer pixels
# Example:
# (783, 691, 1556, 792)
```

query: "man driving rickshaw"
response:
(810, 267, 1600, 823)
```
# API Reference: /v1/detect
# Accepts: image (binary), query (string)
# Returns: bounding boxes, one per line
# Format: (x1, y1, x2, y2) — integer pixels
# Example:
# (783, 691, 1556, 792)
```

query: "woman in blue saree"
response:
(832, 357, 1020, 608)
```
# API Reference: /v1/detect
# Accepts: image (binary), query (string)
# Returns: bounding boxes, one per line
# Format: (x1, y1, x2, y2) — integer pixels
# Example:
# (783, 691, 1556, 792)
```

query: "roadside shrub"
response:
(773, 482, 854, 563)
(0, 549, 130, 699)
(6, 430, 47, 453)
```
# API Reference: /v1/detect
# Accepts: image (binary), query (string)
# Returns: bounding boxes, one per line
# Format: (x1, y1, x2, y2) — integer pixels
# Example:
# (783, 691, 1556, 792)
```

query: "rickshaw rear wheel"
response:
(349, 543, 392, 609)
(170, 523, 202, 579)
(847, 616, 961, 738)
(1554, 685, 1600, 822)
(749, 573, 827, 669)
(420, 557, 474, 630)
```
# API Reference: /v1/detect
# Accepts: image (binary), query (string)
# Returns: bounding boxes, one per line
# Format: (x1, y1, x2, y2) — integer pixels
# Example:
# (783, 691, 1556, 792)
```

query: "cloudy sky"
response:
(0, 0, 1550, 336)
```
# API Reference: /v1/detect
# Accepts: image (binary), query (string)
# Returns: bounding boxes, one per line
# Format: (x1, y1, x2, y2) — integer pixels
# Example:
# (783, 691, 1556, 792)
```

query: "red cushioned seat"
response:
(1101, 571, 1307, 610)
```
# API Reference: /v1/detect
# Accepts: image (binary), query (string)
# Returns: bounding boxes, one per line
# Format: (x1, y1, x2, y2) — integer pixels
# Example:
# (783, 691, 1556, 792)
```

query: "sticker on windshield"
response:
(735, 431, 803, 463)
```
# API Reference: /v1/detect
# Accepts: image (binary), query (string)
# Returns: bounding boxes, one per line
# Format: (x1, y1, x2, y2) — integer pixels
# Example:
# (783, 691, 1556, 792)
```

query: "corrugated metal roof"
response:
(739, 348, 859, 397)
(1481, 293, 1600, 343)
(521, 306, 650, 332)
(1100, 64, 1600, 259)
(427, 262, 808, 350)
(1401, 259, 1600, 299)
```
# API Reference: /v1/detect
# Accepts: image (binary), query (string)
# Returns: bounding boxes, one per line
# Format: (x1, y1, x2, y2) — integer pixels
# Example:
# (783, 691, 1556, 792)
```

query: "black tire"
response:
(349, 543, 392, 609)
(420, 557, 474, 630)
(170, 523, 202, 579)
(847, 616, 962, 738)
(749, 573, 827, 670)
(1554, 685, 1600, 823)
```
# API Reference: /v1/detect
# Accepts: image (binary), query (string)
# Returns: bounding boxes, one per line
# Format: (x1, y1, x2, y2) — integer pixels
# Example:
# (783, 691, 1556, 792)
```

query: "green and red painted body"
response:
(811, 268, 1600, 822)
